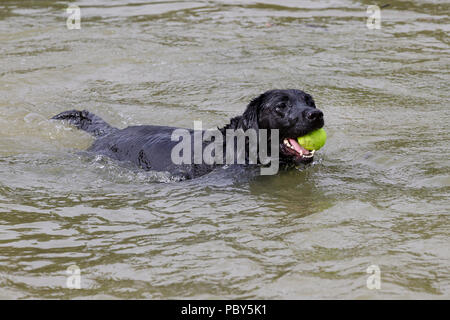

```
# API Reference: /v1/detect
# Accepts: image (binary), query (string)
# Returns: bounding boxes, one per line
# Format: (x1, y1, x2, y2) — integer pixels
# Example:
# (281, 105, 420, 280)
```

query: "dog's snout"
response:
(305, 109, 323, 122)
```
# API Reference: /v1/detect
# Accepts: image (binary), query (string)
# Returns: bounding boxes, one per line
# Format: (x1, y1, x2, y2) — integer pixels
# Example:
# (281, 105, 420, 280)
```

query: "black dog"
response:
(52, 89, 324, 179)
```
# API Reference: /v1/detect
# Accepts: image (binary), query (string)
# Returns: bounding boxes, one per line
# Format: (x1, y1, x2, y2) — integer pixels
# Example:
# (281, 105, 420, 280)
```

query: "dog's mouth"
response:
(280, 138, 315, 163)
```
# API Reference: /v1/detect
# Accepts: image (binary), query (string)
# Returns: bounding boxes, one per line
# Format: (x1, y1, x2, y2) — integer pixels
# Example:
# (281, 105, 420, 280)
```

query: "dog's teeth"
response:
(302, 151, 315, 158)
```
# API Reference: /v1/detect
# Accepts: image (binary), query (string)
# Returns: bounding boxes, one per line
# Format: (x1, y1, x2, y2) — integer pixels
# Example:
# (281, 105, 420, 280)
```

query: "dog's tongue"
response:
(288, 138, 310, 155)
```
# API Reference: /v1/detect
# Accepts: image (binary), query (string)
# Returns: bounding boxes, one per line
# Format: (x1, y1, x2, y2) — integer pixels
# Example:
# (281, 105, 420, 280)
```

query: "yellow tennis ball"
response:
(297, 128, 327, 151)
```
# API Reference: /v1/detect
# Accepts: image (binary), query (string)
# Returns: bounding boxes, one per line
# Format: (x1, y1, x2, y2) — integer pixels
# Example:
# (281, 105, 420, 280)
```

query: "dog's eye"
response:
(275, 103, 287, 111)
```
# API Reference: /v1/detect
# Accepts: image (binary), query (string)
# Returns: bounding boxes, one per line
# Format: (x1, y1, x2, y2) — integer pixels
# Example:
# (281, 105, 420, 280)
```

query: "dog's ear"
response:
(242, 93, 265, 130)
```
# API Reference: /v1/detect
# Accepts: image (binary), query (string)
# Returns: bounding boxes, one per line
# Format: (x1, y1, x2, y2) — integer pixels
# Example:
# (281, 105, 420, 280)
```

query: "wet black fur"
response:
(52, 89, 324, 179)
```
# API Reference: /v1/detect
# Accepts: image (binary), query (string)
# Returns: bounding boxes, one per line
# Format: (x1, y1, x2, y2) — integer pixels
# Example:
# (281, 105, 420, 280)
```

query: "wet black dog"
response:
(52, 89, 324, 179)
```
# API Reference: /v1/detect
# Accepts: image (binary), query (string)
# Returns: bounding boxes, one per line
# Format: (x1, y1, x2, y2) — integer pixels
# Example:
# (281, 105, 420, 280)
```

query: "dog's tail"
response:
(51, 110, 117, 137)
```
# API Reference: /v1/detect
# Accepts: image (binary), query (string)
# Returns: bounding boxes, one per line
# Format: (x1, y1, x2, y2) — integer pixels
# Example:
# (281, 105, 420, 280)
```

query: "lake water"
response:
(0, 0, 449, 299)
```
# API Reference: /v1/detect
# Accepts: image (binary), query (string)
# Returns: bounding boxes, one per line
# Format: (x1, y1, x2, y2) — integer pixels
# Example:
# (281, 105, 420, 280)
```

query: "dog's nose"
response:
(305, 109, 323, 122)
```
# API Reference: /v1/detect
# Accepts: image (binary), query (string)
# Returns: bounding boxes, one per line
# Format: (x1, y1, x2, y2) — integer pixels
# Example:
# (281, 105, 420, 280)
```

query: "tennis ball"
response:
(297, 128, 327, 151)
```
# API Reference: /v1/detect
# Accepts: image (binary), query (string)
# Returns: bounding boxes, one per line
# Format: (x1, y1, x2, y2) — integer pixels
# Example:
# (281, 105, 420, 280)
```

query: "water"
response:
(0, 0, 449, 299)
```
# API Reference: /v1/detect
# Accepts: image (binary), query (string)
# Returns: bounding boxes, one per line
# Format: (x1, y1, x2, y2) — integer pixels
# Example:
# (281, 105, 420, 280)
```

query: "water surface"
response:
(0, 0, 449, 299)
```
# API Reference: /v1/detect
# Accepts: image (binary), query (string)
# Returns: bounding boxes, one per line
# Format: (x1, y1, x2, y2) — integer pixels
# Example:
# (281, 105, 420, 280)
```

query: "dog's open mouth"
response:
(281, 138, 315, 162)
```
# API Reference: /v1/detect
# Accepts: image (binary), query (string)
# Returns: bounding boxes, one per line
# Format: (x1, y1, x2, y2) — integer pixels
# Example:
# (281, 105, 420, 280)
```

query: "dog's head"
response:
(242, 89, 324, 165)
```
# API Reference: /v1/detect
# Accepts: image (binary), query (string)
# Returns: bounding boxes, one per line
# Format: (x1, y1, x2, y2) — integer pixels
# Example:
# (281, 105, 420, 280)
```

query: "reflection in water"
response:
(0, 0, 449, 299)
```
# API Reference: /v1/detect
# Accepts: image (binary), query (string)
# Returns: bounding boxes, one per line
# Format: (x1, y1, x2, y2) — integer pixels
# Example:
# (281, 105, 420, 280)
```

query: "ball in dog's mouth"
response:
(280, 129, 326, 164)
(297, 128, 327, 152)
(282, 138, 315, 161)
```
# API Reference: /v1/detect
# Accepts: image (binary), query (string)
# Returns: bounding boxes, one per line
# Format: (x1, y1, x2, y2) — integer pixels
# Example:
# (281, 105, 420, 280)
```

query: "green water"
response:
(0, 0, 449, 299)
